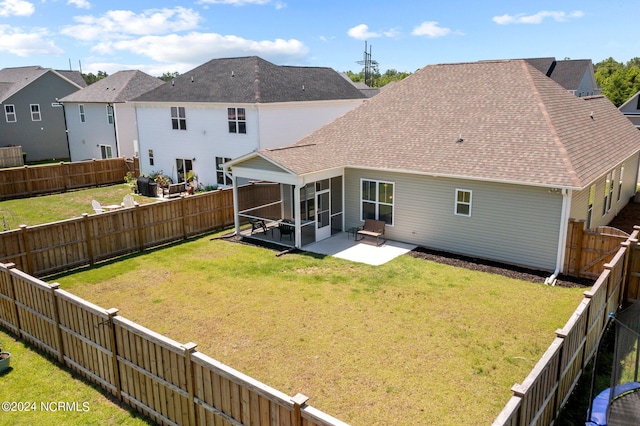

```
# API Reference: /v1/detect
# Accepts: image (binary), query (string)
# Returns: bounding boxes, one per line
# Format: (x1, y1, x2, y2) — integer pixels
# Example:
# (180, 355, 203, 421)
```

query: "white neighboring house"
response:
(59, 70, 164, 161)
(130, 56, 368, 187)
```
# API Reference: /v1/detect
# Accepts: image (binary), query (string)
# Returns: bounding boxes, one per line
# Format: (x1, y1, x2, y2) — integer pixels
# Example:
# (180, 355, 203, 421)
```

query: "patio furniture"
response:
(249, 218, 268, 234)
(163, 182, 186, 198)
(356, 219, 386, 246)
(91, 200, 104, 214)
(136, 176, 158, 197)
(278, 220, 294, 241)
(122, 194, 138, 208)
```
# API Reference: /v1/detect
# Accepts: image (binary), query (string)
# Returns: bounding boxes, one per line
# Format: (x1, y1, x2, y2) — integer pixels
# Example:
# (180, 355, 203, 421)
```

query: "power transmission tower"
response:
(356, 41, 379, 87)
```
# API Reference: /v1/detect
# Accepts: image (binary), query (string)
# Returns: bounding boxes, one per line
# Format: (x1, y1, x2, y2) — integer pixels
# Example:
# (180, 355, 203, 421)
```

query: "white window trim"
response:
(106, 105, 114, 124)
(4, 104, 16, 123)
(171, 106, 187, 130)
(227, 107, 246, 134)
(30, 104, 41, 121)
(99, 144, 113, 159)
(359, 178, 395, 226)
(79, 104, 85, 123)
(454, 188, 472, 217)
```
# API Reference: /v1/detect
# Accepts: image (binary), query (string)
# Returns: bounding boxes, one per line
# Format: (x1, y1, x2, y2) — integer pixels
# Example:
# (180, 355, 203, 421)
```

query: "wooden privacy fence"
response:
(0, 183, 280, 277)
(0, 157, 139, 200)
(492, 227, 640, 426)
(564, 219, 631, 279)
(0, 262, 347, 426)
(0, 146, 23, 168)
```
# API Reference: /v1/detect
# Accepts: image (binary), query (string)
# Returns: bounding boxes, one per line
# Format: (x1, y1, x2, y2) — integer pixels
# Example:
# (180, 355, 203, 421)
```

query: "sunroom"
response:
(224, 153, 345, 248)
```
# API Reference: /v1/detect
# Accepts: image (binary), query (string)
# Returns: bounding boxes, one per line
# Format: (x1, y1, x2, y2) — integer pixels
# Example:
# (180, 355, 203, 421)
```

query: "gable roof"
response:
(256, 59, 640, 189)
(132, 56, 367, 103)
(524, 57, 596, 92)
(59, 70, 164, 103)
(0, 66, 84, 102)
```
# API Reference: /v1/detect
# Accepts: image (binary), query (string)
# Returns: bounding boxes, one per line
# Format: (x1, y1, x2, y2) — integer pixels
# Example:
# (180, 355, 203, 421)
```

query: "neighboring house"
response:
(225, 59, 640, 277)
(131, 56, 368, 186)
(618, 91, 640, 129)
(0, 66, 85, 161)
(524, 57, 600, 97)
(59, 70, 164, 162)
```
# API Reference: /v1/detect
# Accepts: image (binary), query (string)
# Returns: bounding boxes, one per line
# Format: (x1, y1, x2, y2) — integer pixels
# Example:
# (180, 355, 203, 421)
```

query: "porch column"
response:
(293, 184, 302, 248)
(232, 175, 240, 235)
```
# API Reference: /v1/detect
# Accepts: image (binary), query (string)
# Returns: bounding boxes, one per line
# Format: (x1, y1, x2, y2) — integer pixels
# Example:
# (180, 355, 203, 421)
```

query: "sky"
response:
(1, 0, 638, 77)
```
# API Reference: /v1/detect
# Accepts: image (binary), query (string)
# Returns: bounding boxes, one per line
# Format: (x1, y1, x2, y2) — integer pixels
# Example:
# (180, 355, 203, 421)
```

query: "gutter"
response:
(545, 188, 571, 285)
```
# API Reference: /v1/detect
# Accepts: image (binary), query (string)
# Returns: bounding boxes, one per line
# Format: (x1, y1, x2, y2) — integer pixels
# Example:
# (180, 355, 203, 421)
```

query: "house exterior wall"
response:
(576, 68, 598, 97)
(66, 103, 117, 161)
(257, 100, 366, 149)
(344, 169, 563, 271)
(569, 153, 640, 229)
(0, 72, 79, 161)
(135, 100, 365, 186)
(114, 103, 139, 159)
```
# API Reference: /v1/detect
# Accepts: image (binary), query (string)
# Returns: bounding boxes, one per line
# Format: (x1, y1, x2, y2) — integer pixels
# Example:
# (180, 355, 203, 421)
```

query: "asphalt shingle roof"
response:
(59, 70, 164, 103)
(259, 59, 640, 189)
(132, 56, 367, 103)
(0, 66, 84, 102)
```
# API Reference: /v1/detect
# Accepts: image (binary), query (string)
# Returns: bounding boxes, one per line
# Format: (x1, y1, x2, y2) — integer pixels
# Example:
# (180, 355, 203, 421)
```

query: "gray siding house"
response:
(59, 70, 164, 161)
(0, 66, 85, 161)
(226, 59, 640, 278)
(618, 90, 640, 129)
(524, 57, 600, 97)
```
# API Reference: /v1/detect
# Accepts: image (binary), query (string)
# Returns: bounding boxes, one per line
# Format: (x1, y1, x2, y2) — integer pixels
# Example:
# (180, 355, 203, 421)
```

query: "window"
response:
(4, 104, 16, 122)
(106, 105, 114, 124)
(100, 145, 113, 159)
(455, 189, 472, 217)
(148, 149, 154, 166)
(361, 179, 394, 225)
(228, 107, 246, 133)
(171, 106, 186, 130)
(30, 104, 41, 121)
(618, 164, 624, 202)
(216, 157, 232, 186)
(175, 158, 193, 182)
(587, 184, 595, 228)
(79, 105, 85, 123)
(603, 171, 613, 215)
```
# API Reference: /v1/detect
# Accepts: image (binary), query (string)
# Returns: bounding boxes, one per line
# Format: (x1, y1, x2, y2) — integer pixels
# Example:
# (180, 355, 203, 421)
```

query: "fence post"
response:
(19, 225, 33, 275)
(91, 159, 98, 187)
(3, 263, 21, 336)
(82, 214, 95, 266)
(133, 204, 145, 252)
(183, 342, 198, 426)
(573, 220, 585, 276)
(49, 283, 65, 364)
(60, 161, 69, 192)
(23, 165, 33, 196)
(180, 195, 188, 240)
(106, 308, 122, 401)
(291, 393, 309, 426)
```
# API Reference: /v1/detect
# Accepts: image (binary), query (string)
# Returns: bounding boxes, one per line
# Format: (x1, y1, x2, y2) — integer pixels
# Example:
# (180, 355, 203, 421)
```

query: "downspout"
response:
(545, 188, 572, 285)
(58, 100, 71, 161)
(231, 171, 240, 236)
(109, 103, 120, 158)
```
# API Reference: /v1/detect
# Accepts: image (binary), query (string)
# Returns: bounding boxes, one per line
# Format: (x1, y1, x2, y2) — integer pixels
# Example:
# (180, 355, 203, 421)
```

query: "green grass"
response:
(0, 328, 153, 426)
(50, 231, 587, 426)
(0, 184, 157, 230)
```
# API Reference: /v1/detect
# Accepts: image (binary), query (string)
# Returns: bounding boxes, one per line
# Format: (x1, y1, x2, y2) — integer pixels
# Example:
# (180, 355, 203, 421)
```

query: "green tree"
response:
(158, 71, 180, 82)
(594, 57, 640, 107)
(82, 70, 108, 85)
(344, 68, 410, 88)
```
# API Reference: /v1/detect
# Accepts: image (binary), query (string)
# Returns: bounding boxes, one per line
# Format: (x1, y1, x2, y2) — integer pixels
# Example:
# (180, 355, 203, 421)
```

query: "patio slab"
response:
(303, 232, 417, 266)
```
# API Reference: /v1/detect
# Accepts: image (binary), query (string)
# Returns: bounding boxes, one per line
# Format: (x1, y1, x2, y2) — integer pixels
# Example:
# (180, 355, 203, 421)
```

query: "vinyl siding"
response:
(345, 169, 563, 271)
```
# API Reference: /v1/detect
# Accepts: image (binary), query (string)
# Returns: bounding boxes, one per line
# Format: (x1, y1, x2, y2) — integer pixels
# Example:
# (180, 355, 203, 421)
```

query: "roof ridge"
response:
(522, 60, 581, 187)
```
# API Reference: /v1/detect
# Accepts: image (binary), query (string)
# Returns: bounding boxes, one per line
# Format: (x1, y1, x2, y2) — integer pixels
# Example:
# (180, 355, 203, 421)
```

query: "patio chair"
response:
(249, 218, 268, 234)
(278, 220, 294, 241)
(91, 200, 104, 214)
(122, 194, 138, 208)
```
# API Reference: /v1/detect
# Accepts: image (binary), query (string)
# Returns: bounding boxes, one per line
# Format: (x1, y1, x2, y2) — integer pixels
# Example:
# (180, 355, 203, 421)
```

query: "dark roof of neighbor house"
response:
(0, 66, 85, 102)
(59, 70, 164, 103)
(257, 59, 640, 189)
(132, 56, 367, 103)
(524, 57, 595, 92)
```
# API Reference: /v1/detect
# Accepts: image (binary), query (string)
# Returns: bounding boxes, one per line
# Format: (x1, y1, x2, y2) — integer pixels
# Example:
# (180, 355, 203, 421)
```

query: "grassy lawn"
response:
(49, 231, 587, 426)
(0, 184, 158, 230)
(0, 328, 153, 426)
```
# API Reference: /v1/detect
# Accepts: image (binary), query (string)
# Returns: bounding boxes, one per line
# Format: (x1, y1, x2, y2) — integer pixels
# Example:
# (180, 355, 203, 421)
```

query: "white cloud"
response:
(0, 25, 63, 56)
(493, 10, 584, 25)
(60, 7, 201, 41)
(347, 24, 381, 40)
(93, 32, 308, 65)
(0, 0, 35, 17)
(67, 0, 91, 9)
(412, 21, 451, 38)
(197, 0, 286, 8)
